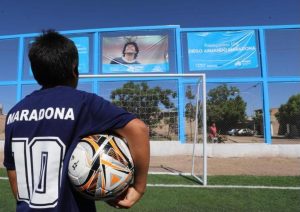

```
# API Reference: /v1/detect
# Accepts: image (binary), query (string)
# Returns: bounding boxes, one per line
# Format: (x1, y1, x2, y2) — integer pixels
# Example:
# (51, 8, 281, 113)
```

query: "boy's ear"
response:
(73, 64, 79, 78)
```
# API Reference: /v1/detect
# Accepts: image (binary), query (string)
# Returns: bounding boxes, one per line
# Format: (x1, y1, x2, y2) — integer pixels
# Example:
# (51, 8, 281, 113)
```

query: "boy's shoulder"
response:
(7, 86, 98, 114)
(28, 86, 95, 99)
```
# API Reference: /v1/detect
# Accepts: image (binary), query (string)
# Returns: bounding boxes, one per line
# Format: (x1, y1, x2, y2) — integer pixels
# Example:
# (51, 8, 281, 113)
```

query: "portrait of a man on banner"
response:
(102, 35, 169, 73)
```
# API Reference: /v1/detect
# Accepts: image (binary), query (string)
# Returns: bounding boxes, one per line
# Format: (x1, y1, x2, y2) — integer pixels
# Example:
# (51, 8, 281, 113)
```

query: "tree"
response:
(275, 94, 300, 137)
(185, 85, 196, 140)
(110, 82, 177, 135)
(163, 111, 178, 139)
(253, 109, 263, 135)
(207, 84, 247, 133)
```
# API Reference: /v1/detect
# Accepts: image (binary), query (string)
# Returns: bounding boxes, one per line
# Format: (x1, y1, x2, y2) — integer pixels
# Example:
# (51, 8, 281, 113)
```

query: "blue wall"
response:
(0, 25, 299, 144)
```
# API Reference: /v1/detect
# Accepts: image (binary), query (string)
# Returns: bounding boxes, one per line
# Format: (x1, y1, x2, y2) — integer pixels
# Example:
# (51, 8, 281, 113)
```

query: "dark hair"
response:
(28, 30, 79, 87)
(122, 42, 139, 59)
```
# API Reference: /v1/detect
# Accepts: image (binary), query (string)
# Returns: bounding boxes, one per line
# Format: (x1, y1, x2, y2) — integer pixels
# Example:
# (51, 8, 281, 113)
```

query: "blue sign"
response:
(70, 37, 89, 73)
(187, 30, 258, 71)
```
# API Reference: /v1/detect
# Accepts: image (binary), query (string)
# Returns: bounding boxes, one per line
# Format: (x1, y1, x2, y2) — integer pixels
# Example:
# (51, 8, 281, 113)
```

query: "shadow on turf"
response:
(151, 165, 202, 185)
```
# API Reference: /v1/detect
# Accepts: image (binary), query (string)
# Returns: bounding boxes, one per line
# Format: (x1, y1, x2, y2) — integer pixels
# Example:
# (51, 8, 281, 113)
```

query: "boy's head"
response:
(29, 30, 79, 88)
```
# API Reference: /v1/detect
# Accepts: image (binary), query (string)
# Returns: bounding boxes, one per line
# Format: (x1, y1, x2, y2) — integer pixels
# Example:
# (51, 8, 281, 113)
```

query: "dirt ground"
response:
(150, 156, 300, 176)
(1, 152, 299, 176)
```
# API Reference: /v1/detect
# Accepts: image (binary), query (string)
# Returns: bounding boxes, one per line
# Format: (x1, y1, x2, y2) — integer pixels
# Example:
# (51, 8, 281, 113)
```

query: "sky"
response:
(0, 0, 299, 114)
(0, 0, 300, 35)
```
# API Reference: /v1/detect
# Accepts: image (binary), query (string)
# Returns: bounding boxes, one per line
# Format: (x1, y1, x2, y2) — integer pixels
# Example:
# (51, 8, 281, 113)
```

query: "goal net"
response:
(80, 74, 207, 186)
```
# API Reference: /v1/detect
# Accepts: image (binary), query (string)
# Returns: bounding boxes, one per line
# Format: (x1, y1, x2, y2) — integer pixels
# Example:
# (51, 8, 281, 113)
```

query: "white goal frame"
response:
(80, 73, 207, 186)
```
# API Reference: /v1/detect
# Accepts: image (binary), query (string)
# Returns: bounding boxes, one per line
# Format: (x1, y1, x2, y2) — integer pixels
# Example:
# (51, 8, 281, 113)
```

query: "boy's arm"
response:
(113, 118, 150, 208)
(7, 169, 18, 200)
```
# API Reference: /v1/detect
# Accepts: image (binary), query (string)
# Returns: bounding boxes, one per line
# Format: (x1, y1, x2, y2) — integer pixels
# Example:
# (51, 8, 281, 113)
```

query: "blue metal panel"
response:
(176, 26, 183, 74)
(178, 79, 185, 143)
(0, 25, 180, 40)
(93, 32, 99, 94)
(20, 80, 37, 85)
(176, 26, 186, 143)
(268, 77, 300, 82)
(60, 25, 180, 35)
(84, 76, 180, 82)
(0, 81, 18, 86)
(206, 77, 264, 83)
(17, 37, 24, 102)
(0, 33, 39, 40)
(181, 24, 300, 32)
(259, 29, 272, 144)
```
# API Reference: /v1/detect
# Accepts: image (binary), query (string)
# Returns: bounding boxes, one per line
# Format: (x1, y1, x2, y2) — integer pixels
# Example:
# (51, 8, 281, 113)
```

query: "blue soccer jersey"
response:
(3, 86, 136, 212)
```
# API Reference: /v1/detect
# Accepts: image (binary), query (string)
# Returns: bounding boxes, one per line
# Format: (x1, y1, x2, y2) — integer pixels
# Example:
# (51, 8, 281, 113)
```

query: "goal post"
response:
(80, 73, 207, 186)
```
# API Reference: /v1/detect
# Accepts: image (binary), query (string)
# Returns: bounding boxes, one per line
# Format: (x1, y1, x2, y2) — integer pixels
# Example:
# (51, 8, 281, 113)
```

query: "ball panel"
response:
(68, 144, 92, 185)
(114, 137, 134, 165)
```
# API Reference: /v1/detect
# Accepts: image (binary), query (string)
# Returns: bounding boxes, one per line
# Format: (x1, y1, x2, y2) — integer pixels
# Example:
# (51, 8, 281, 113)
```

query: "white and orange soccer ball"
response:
(68, 134, 134, 200)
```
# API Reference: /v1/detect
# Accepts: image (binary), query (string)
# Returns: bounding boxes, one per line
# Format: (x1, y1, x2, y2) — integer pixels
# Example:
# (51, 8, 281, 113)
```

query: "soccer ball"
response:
(68, 134, 134, 200)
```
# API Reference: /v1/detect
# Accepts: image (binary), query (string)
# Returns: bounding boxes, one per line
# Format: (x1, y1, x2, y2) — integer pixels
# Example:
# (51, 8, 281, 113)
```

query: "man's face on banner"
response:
(124, 44, 137, 55)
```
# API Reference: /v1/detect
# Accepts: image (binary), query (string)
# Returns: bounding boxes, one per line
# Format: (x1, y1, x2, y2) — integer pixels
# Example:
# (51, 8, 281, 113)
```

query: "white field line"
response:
(0, 177, 299, 190)
(148, 172, 192, 176)
(147, 184, 300, 190)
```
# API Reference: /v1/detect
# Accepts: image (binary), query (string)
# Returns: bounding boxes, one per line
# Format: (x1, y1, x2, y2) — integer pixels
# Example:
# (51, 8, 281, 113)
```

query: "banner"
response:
(187, 30, 258, 71)
(102, 35, 169, 73)
(70, 37, 89, 74)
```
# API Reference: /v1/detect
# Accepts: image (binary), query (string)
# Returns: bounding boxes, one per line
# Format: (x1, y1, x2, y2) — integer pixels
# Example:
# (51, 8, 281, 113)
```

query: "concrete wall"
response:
(0, 115, 5, 140)
(149, 141, 300, 158)
(1, 141, 300, 161)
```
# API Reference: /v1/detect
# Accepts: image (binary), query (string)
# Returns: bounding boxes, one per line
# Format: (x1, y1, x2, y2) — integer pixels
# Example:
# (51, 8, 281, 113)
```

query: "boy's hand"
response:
(106, 186, 144, 209)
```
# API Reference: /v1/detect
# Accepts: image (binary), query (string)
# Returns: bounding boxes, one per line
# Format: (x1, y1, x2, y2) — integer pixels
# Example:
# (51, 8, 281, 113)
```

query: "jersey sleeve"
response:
(3, 118, 15, 170)
(83, 94, 137, 134)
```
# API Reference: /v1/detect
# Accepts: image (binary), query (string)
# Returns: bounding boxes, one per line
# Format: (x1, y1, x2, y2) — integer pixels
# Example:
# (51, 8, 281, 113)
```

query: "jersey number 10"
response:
(12, 137, 66, 209)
